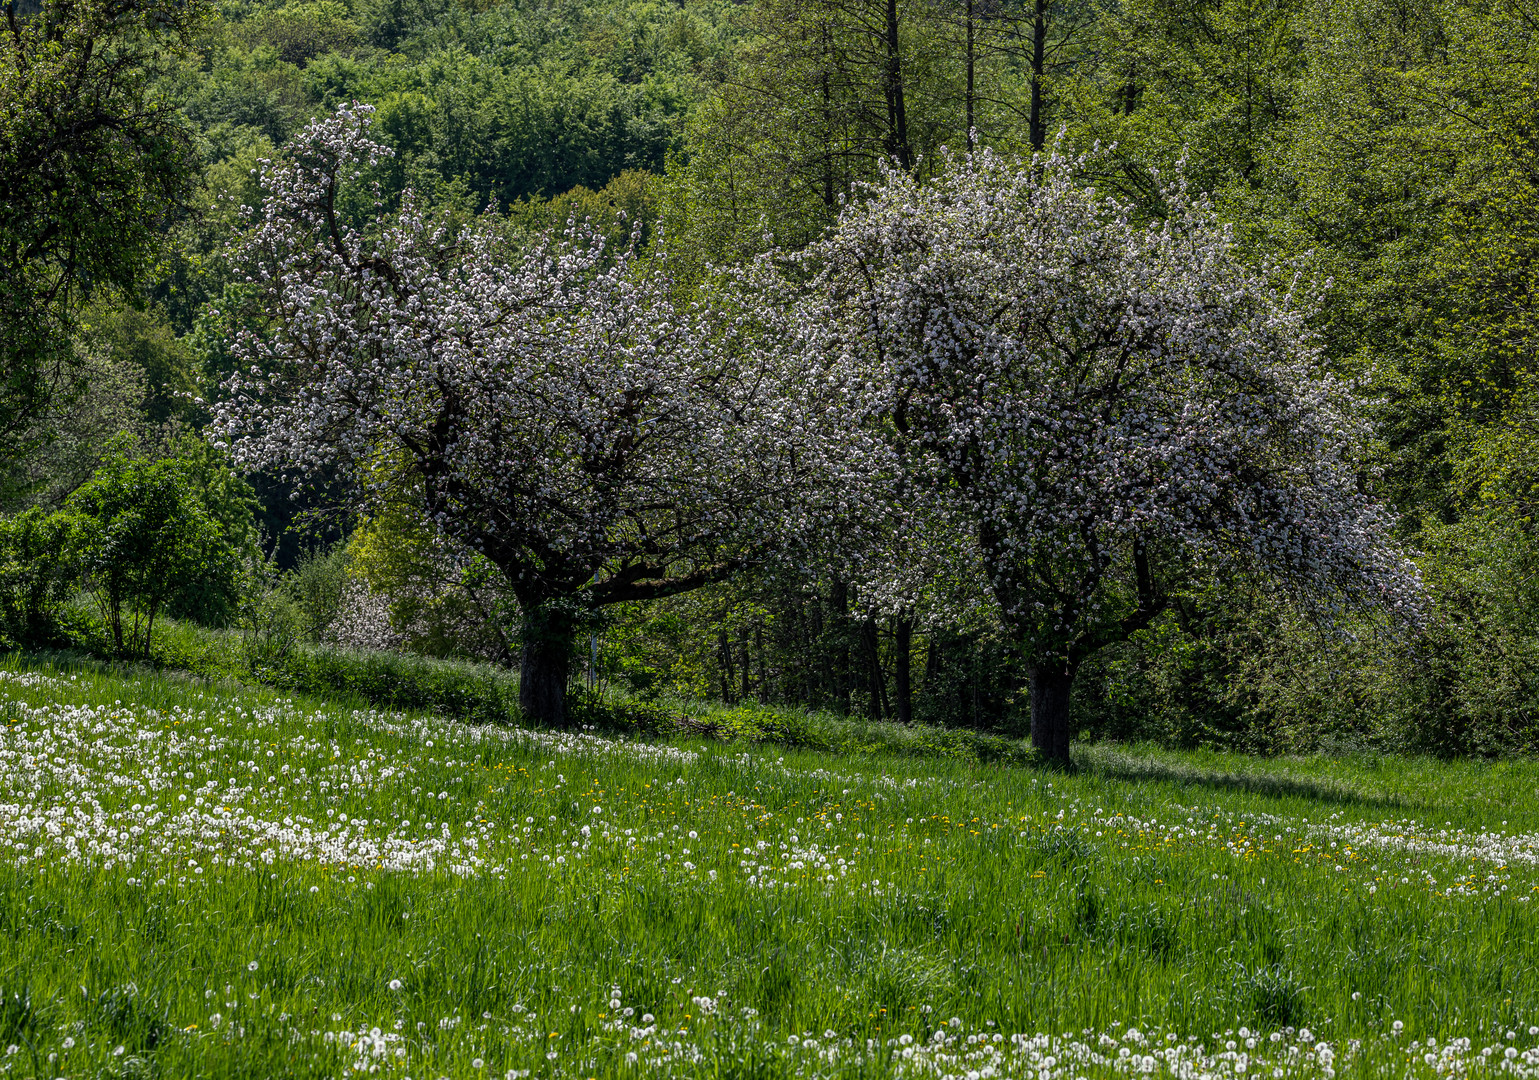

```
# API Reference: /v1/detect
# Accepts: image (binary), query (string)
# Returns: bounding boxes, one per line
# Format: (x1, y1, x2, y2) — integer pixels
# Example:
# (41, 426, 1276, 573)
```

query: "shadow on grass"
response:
(1074, 745, 1421, 813)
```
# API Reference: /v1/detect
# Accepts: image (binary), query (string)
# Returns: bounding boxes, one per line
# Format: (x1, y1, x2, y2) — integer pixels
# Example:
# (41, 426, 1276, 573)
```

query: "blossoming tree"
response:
(215, 107, 829, 727)
(802, 149, 1423, 760)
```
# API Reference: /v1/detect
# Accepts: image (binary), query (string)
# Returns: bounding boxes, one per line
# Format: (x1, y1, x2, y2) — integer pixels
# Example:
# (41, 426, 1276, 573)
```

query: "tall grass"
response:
(2, 653, 1538, 1077)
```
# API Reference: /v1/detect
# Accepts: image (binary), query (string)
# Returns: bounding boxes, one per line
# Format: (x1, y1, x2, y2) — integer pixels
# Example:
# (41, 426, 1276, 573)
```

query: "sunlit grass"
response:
(2, 653, 1538, 1078)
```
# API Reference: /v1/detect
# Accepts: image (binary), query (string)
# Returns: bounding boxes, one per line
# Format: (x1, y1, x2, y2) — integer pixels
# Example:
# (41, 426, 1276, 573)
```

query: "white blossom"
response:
(792, 146, 1422, 753)
(213, 106, 835, 724)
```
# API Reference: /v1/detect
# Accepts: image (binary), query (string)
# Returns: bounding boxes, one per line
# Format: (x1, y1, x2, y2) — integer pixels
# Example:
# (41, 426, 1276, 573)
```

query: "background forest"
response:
(4, 0, 1538, 756)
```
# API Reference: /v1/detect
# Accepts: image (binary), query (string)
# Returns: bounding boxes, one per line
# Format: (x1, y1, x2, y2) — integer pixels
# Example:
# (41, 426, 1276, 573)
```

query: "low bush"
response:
(274, 646, 521, 725)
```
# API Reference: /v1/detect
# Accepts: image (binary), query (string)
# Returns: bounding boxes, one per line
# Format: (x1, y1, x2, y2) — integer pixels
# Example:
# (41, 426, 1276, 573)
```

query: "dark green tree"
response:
(0, 0, 207, 483)
(64, 445, 245, 656)
(0, 506, 74, 644)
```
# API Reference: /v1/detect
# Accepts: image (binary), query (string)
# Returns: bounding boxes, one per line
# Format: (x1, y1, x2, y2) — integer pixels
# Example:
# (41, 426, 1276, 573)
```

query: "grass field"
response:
(3, 654, 1539, 1079)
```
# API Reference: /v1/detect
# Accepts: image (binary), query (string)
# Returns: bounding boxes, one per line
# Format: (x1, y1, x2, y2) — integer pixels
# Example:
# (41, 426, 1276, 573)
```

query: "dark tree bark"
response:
(893, 614, 913, 724)
(740, 630, 753, 702)
(812, 597, 831, 709)
(821, 21, 837, 209)
(1029, 0, 1047, 152)
(830, 580, 852, 714)
(718, 630, 737, 704)
(756, 624, 769, 703)
(969, 657, 980, 727)
(861, 617, 889, 718)
(1029, 660, 1076, 762)
(1024, 543, 1163, 761)
(519, 605, 577, 729)
(883, 0, 914, 169)
(964, 0, 976, 149)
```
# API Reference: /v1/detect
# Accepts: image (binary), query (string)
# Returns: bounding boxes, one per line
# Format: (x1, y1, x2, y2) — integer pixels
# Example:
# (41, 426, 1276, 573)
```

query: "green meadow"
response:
(2, 653, 1538, 1079)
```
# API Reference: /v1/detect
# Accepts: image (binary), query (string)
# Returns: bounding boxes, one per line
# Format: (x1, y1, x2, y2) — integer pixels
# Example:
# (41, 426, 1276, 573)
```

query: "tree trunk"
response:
(812, 598, 830, 709)
(740, 630, 752, 703)
(718, 630, 736, 704)
(519, 605, 577, 728)
(893, 615, 913, 724)
(923, 630, 941, 688)
(143, 601, 159, 659)
(830, 580, 851, 715)
(1029, 661, 1076, 763)
(1029, 0, 1047, 152)
(883, 0, 914, 170)
(965, 0, 976, 149)
(756, 624, 769, 703)
(861, 617, 888, 719)
(822, 22, 837, 209)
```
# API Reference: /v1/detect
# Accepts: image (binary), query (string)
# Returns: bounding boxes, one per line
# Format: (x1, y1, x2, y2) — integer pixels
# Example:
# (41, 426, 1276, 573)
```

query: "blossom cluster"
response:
(212, 105, 838, 629)
(797, 148, 1423, 659)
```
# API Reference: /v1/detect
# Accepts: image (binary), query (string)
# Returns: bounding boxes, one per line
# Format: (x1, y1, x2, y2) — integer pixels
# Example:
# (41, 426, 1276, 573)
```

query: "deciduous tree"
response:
(802, 148, 1422, 759)
(0, 0, 206, 480)
(216, 106, 834, 727)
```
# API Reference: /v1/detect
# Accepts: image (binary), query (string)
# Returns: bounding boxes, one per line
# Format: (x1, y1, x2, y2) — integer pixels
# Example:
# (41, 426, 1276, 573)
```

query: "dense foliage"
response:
(0, 0, 206, 488)
(2, 0, 1539, 754)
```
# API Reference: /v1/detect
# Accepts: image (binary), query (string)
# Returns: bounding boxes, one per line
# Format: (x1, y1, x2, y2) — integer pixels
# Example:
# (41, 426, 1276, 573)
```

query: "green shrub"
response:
(275, 646, 521, 725)
(162, 436, 261, 628)
(284, 543, 348, 641)
(239, 552, 305, 675)
(64, 448, 244, 657)
(0, 507, 74, 645)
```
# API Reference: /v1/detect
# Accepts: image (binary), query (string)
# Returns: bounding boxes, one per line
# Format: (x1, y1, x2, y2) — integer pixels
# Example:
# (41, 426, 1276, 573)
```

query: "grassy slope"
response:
(2, 652, 1538, 1079)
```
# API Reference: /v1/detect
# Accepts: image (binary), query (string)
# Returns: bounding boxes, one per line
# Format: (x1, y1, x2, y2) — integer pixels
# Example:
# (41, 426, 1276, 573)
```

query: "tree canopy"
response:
(799, 149, 1421, 757)
(0, 0, 206, 481)
(215, 106, 838, 725)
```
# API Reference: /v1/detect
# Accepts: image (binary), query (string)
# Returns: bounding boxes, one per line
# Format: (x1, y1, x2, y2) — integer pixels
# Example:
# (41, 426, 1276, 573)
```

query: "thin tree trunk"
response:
(812, 597, 830, 709)
(831, 580, 851, 715)
(1119, 61, 1138, 115)
(822, 22, 837, 209)
(923, 630, 941, 688)
(884, 0, 914, 170)
(519, 605, 577, 728)
(965, 0, 976, 149)
(861, 618, 888, 719)
(1029, 0, 1047, 152)
(756, 624, 768, 703)
(740, 630, 752, 703)
(143, 601, 159, 658)
(1029, 660, 1076, 763)
(970, 654, 980, 727)
(893, 615, 913, 724)
(109, 591, 123, 654)
(718, 630, 736, 704)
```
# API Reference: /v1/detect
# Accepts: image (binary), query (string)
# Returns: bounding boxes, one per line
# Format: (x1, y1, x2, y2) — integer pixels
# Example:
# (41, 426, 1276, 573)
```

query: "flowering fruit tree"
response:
(801, 149, 1422, 759)
(215, 107, 831, 727)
